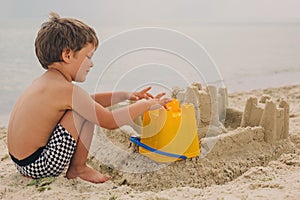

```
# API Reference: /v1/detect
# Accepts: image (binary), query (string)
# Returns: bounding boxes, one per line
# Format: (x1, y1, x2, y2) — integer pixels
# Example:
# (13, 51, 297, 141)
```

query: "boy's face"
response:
(71, 43, 95, 82)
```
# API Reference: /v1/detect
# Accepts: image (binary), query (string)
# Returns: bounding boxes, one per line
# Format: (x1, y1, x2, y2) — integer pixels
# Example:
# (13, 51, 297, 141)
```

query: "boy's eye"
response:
(86, 55, 92, 59)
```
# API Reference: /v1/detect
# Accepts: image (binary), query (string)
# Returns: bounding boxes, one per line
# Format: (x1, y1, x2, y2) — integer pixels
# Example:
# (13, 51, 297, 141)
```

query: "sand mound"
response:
(89, 125, 295, 192)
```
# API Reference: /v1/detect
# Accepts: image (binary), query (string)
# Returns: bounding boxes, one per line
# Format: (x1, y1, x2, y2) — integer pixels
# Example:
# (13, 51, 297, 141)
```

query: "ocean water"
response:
(1, 20, 300, 126)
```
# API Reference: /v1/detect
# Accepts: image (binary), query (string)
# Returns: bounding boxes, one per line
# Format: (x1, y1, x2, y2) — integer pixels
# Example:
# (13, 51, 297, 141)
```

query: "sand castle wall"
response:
(90, 126, 294, 192)
(241, 96, 289, 144)
(172, 83, 290, 144)
(172, 83, 228, 138)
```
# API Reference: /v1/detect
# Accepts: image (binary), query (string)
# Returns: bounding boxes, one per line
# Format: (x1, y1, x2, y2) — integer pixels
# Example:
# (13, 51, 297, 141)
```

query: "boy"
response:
(7, 13, 170, 183)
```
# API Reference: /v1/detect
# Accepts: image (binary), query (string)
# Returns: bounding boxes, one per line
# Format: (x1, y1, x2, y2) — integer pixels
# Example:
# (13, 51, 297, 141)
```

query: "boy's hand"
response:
(148, 98, 172, 110)
(129, 86, 156, 101)
(129, 86, 171, 109)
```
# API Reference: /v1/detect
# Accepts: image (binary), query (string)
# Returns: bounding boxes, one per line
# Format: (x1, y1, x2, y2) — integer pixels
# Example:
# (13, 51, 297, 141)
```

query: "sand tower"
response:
(241, 96, 289, 144)
(172, 83, 228, 138)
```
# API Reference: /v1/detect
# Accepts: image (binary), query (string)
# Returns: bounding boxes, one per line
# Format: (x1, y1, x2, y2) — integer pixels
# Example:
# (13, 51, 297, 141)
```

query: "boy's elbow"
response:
(104, 123, 119, 130)
(99, 116, 119, 130)
(96, 111, 124, 130)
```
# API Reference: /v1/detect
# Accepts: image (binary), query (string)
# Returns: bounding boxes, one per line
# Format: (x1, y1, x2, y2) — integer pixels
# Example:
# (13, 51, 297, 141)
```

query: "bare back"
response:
(7, 70, 73, 159)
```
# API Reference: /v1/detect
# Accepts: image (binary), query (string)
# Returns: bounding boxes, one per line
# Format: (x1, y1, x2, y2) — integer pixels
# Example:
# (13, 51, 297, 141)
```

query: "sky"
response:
(0, 0, 300, 25)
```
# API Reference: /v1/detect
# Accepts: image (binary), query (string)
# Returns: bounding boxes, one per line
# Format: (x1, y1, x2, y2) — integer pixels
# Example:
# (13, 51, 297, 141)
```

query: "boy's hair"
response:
(35, 12, 99, 69)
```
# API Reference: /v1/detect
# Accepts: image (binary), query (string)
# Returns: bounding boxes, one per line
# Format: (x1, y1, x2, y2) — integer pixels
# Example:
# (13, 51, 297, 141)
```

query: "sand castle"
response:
(172, 83, 228, 139)
(88, 83, 292, 191)
(172, 83, 289, 144)
(240, 96, 289, 144)
(172, 83, 228, 128)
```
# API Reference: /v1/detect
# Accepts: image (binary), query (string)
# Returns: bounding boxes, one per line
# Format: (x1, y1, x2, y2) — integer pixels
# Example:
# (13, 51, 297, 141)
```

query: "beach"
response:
(1, 1, 300, 199)
(1, 84, 299, 200)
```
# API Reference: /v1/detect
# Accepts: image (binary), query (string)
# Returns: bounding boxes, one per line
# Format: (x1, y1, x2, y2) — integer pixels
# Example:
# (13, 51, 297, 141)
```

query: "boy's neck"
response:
(48, 65, 73, 82)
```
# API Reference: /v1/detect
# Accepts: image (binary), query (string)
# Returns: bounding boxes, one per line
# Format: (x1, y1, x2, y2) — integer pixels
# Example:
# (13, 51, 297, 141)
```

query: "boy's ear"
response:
(61, 48, 72, 63)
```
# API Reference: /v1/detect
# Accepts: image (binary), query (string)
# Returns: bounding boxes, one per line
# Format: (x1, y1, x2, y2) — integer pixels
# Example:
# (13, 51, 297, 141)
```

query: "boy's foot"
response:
(66, 165, 110, 183)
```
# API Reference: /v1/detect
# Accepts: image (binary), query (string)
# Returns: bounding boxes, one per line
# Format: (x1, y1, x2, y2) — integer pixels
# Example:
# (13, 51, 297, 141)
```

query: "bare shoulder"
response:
(41, 73, 93, 110)
(28, 72, 75, 110)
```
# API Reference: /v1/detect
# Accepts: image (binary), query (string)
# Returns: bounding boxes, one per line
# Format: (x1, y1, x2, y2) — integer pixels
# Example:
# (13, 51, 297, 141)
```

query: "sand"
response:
(0, 84, 300, 200)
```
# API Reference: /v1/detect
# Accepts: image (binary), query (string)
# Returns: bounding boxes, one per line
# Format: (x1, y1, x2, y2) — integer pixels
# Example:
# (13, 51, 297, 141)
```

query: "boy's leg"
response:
(59, 111, 110, 183)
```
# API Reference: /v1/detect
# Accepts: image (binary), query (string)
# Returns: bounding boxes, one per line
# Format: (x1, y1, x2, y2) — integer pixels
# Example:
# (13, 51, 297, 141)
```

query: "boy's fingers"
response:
(146, 92, 154, 98)
(161, 98, 172, 108)
(162, 98, 172, 104)
(155, 92, 166, 99)
(141, 86, 152, 93)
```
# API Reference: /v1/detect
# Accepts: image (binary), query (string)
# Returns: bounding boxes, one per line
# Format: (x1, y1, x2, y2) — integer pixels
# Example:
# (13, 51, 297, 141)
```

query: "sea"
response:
(1, 20, 300, 126)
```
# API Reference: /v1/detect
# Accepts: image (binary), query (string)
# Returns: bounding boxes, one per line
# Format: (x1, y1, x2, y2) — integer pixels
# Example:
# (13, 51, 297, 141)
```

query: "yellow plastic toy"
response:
(131, 99, 200, 162)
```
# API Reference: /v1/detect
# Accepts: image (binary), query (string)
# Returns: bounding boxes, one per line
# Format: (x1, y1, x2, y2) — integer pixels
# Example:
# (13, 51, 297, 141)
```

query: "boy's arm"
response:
(91, 91, 130, 107)
(91, 86, 162, 107)
(73, 85, 170, 130)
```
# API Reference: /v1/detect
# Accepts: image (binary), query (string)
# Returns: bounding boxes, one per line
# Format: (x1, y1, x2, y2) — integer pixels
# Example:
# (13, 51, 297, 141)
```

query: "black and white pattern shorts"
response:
(10, 123, 77, 179)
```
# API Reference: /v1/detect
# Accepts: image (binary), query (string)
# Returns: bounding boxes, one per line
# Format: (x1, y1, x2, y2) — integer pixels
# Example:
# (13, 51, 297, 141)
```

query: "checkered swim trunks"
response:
(10, 123, 77, 179)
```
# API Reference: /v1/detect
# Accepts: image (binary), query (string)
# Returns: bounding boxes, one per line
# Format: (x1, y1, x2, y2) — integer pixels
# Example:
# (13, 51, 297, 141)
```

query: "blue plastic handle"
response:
(130, 136, 187, 160)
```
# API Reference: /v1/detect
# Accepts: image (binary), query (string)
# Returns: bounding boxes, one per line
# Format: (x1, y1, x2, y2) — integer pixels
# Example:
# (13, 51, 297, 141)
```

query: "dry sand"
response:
(0, 84, 300, 200)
